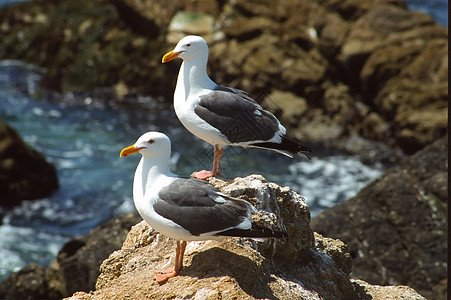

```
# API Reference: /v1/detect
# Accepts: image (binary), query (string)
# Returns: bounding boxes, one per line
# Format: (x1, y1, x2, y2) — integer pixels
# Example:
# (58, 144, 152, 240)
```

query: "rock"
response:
(0, 0, 446, 156)
(68, 222, 359, 299)
(63, 175, 424, 299)
(0, 0, 172, 97)
(311, 138, 447, 300)
(314, 232, 352, 275)
(62, 175, 358, 299)
(55, 212, 142, 295)
(0, 212, 142, 299)
(207, 175, 315, 262)
(338, 5, 436, 74)
(262, 89, 308, 128)
(0, 119, 58, 207)
(167, 11, 215, 44)
(2, 174, 428, 299)
(352, 279, 426, 300)
(339, 5, 448, 153)
(0, 263, 62, 300)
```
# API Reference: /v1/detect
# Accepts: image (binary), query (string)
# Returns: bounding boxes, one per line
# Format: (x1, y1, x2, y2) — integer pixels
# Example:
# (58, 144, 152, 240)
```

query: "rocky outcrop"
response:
(69, 220, 355, 299)
(0, 0, 446, 155)
(1, 175, 428, 299)
(311, 138, 447, 299)
(0, 119, 58, 207)
(67, 221, 406, 300)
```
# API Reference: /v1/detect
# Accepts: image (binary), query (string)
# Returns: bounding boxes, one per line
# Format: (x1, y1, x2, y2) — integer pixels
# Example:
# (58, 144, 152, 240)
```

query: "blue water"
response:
(0, 0, 446, 281)
(406, 0, 448, 26)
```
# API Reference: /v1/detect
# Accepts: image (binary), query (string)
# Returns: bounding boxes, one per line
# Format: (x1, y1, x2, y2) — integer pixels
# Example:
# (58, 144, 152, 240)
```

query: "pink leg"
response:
(191, 145, 222, 180)
(213, 146, 223, 176)
(175, 241, 187, 273)
(154, 240, 187, 284)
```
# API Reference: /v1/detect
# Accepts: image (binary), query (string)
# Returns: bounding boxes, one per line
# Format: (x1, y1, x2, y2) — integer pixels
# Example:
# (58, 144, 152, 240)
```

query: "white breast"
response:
(175, 92, 229, 147)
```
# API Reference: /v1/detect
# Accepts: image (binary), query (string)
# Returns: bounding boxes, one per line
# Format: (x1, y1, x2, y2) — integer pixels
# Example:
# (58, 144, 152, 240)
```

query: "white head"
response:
(162, 35, 209, 63)
(120, 131, 171, 160)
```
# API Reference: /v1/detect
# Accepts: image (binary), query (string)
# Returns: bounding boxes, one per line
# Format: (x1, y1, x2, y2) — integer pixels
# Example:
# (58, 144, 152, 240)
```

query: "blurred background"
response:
(0, 0, 447, 298)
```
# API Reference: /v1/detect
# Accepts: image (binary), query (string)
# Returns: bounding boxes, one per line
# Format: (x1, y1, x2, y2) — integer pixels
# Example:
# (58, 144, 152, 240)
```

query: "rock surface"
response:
(0, 0, 446, 154)
(0, 119, 58, 207)
(67, 221, 357, 300)
(0, 175, 428, 299)
(311, 138, 447, 299)
(60, 175, 425, 300)
(351, 279, 426, 300)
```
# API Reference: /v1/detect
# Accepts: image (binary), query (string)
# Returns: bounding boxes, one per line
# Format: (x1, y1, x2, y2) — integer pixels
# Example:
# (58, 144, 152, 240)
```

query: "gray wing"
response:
(194, 86, 281, 143)
(154, 178, 255, 236)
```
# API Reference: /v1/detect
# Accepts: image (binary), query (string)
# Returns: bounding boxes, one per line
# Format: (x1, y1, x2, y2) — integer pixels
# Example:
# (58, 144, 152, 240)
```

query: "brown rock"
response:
(1, 0, 446, 156)
(65, 175, 362, 299)
(0, 173, 419, 300)
(68, 222, 358, 299)
(314, 232, 353, 275)
(263, 89, 308, 128)
(0, 119, 58, 207)
(337, 5, 447, 153)
(314, 12, 350, 58)
(352, 279, 426, 300)
(339, 5, 436, 74)
(208, 175, 315, 262)
(0, 263, 62, 300)
(311, 138, 447, 299)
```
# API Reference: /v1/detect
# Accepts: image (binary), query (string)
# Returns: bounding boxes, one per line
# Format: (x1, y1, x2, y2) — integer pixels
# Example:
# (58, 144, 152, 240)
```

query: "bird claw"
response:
(190, 170, 215, 180)
(154, 268, 177, 284)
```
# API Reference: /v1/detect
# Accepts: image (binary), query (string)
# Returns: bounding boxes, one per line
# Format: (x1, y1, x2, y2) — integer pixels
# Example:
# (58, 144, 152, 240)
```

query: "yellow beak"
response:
(120, 145, 144, 157)
(162, 50, 181, 63)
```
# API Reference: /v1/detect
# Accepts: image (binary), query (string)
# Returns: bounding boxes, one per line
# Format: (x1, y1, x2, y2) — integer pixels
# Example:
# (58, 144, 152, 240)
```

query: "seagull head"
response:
(120, 131, 171, 159)
(162, 35, 209, 63)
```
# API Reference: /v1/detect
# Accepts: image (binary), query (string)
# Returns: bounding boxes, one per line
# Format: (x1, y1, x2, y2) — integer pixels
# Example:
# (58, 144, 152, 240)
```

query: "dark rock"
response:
(0, 212, 141, 299)
(0, 263, 62, 300)
(56, 212, 142, 296)
(0, 119, 58, 207)
(311, 138, 447, 300)
(314, 232, 353, 275)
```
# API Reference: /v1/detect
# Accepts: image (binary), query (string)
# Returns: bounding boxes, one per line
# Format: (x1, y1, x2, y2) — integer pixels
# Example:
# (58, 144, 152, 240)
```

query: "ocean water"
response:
(0, 0, 446, 281)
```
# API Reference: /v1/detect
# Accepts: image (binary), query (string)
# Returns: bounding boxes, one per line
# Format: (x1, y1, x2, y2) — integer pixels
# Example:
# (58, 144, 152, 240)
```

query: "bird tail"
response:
(250, 136, 313, 159)
(216, 224, 288, 239)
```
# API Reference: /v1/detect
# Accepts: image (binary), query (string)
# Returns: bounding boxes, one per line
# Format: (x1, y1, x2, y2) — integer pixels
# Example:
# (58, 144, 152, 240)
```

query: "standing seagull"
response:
(120, 131, 287, 284)
(162, 35, 313, 179)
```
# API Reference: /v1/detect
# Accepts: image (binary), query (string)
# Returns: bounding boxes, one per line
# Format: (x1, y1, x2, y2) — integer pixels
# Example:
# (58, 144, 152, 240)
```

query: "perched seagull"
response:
(162, 35, 313, 179)
(120, 131, 287, 284)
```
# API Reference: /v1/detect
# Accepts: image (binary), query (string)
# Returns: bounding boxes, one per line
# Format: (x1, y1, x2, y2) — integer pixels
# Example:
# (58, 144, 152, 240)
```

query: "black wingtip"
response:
(251, 135, 313, 159)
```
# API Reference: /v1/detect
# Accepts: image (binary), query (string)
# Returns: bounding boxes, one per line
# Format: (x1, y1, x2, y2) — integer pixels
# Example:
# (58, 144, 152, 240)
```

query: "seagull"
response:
(120, 131, 287, 284)
(162, 35, 313, 179)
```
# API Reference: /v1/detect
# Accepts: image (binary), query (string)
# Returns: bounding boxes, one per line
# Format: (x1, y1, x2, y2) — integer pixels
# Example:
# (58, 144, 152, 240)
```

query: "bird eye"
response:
(186, 43, 191, 47)
(147, 139, 154, 144)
